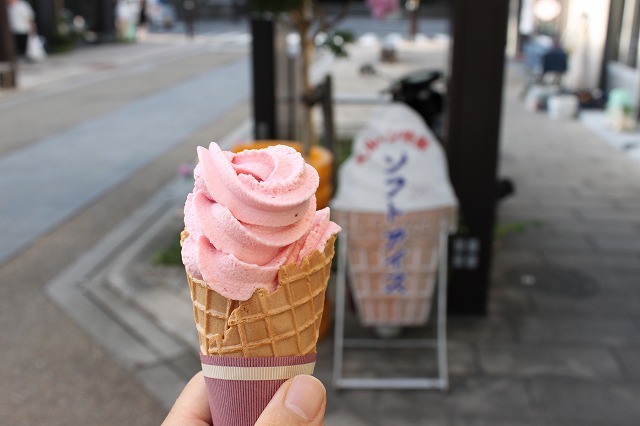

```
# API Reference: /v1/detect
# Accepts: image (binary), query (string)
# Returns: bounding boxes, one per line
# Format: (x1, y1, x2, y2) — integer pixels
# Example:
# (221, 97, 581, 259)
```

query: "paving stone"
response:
(528, 290, 640, 319)
(586, 269, 640, 293)
(168, 352, 201, 381)
(579, 207, 640, 223)
(485, 286, 533, 317)
(340, 347, 438, 378)
(538, 197, 618, 209)
(500, 233, 594, 253)
(498, 205, 580, 222)
(575, 187, 640, 200)
(324, 408, 372, 426)
(134, 363, 189, 411)
(529, 378, 640, 422)
(114, 280, 195, 342)
(536, 418, 632, 426)
(447, 315, 517, 343)
(589, 234, 640, 254)
(49, 278, 161, 370)
(447, 341, 481, 377)
(443, 378, 532, 418)
(325, 387, 379, 423)
(375, 389, 449, 426)
(491, 250, 546, 275)
(613, 347, 640, 381)
(478, 344, 622, 379)
(545, 219, 640, 235)
(450, 416, 538, 426)
(89, 283, 189, 361)
(543, 253, 640, 272)
(518, 316, 640, 345)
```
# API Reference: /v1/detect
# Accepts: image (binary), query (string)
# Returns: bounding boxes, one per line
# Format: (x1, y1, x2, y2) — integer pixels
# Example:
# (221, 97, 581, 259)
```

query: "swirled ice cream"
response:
(182, 142, 340, 301)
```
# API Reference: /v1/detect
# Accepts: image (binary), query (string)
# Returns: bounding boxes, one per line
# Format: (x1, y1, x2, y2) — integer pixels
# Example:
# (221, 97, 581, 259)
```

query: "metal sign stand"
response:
(332, 227, 450, 390)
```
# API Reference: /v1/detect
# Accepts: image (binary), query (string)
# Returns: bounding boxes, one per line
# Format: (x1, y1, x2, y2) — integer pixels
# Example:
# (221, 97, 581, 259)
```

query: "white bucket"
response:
(547, 94, 579, 119)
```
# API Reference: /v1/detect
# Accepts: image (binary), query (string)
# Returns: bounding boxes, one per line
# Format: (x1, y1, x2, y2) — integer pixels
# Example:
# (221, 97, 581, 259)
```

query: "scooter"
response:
(386, 69, 446, 140)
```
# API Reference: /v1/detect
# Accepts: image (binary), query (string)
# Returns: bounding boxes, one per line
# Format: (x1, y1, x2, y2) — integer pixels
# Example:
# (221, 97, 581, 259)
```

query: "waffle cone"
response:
(182, 231, 336, 357)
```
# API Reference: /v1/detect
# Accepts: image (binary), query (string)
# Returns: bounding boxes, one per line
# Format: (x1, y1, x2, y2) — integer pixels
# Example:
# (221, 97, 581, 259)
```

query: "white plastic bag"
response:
(26, 34, 46, 62)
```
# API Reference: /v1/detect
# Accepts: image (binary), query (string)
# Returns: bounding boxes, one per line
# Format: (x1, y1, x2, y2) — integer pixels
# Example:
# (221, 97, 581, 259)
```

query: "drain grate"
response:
(506, 266, 600, 298)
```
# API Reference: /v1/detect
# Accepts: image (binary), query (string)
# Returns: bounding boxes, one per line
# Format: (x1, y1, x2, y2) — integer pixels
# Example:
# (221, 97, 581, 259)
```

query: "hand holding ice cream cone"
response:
(164, 372, 326, 426)
(180, 142, 339, 426)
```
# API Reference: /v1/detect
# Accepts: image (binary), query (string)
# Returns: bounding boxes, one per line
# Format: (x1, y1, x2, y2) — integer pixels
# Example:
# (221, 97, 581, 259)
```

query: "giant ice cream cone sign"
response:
(332, 103, 457, 326)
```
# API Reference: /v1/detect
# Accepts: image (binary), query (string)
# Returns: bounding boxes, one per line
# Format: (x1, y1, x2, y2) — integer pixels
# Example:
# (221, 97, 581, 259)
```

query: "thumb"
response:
(255, 375, 326, 426)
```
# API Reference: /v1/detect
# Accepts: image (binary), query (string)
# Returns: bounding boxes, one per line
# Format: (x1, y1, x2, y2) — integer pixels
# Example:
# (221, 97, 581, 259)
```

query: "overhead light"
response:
(534, 0, 562, 22)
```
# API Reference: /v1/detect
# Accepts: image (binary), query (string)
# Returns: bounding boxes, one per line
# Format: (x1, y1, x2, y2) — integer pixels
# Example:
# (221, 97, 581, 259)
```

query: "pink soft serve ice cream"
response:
(182, 142, 340, 301)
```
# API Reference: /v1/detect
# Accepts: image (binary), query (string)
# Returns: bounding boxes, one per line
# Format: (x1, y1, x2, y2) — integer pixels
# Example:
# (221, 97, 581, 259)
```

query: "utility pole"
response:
(406, 0, 420, 41)
(445, 0, 511, 314)
(0, 0, 17, 89)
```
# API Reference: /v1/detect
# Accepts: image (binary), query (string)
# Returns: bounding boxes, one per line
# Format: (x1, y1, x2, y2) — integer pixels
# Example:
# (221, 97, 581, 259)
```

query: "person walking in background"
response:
(183, 0, 196, 39)
(137, 0, 148, 41)
(7, 0, 36, 58)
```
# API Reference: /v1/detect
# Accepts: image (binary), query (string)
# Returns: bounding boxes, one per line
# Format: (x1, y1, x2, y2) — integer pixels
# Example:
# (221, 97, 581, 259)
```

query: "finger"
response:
(255, 375, 326, 426)
(162, 371, 212, 426)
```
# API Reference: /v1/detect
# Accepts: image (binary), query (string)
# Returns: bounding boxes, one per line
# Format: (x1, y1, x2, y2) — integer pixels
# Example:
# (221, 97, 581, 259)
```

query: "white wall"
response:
(561, 0, 611, 91)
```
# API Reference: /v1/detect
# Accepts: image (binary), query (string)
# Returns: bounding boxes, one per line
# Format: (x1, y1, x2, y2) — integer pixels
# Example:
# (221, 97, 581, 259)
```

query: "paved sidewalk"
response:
(45, 37, 640, 425)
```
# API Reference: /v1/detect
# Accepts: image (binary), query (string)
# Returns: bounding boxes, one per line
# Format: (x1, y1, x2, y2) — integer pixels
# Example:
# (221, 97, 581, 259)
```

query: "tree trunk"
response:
(298, 0, 315, 156)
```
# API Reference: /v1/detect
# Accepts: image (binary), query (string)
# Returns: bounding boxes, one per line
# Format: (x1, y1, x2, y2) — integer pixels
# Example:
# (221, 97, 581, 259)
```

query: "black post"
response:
(94, 0, 117, 43)
(320, 76, 335, 154)
(0, 0, 17, 88)
(31, 0, 56, 42)
(444, 0, 510, 314)
(406, 0, 420, 41)
(251, 17, 277, 140)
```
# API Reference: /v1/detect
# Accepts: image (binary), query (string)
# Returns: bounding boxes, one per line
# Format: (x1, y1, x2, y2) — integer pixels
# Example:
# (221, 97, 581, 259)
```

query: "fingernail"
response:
(284, 375, 325, 421)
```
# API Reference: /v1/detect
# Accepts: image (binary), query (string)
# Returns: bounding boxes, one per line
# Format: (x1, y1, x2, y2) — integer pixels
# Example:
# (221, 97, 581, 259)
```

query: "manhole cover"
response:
(506, 266, 600, 298)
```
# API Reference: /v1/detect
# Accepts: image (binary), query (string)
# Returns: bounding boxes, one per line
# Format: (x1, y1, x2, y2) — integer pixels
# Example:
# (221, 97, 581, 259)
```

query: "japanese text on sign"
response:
(384, 152, 408, 294)
(357, 131, 428, 164)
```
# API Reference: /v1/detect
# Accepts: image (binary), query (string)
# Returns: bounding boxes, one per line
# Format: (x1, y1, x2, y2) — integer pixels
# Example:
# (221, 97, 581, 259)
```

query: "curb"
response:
(46, 120, 252, 409)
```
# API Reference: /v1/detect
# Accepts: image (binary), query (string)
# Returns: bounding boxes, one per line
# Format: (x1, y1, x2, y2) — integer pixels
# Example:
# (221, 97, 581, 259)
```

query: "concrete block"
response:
(500, 234, 594, 253)
(450, 417, 536, 426)
(89, 283, 188, 361)
(614, 347, 640, 380)
(590, 234, 640, 254)
(530, 378, 640, 421)
(134, 363, 188, 411)
(528, 290, 640, 319)
(169, 352, 201, 381)
(324, 409, 372, 426)
(376, 390, 449, 425)
(478, 344, 621, 379)
(518, 316, 640, 345)
(444, 378, 532, 417)
(544, 253, 640, 272)
(448, 316, 516, 343)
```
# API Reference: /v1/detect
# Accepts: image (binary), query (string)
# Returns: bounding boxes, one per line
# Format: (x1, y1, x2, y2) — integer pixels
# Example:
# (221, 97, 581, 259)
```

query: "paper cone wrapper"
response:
(182, 233, 336, 426)
(200, 353, 316, 426)
(333, 209, 455, 326)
